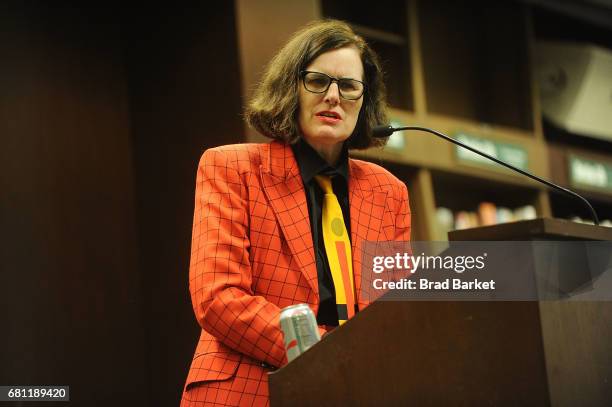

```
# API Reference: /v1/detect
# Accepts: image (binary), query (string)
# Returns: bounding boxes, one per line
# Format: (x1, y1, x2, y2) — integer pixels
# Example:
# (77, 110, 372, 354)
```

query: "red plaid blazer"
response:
(181, 141, 411, 406)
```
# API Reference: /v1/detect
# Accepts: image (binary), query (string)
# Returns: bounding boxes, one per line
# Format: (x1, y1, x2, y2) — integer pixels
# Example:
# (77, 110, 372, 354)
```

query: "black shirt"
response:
(290, 138, 352, 326)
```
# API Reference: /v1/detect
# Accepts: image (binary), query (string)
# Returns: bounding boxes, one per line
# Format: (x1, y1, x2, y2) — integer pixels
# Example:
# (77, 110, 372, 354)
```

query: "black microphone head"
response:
(372, 125, 395, 138)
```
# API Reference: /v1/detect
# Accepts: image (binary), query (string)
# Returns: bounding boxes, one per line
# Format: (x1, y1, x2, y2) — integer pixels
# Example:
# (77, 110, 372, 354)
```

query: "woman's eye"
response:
(309, 77, 328, 87)
(340, 81, 358, 91)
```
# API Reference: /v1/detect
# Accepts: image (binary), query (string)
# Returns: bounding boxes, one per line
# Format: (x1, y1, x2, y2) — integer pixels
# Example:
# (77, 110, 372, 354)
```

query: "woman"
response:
(181, 19, 411, 406)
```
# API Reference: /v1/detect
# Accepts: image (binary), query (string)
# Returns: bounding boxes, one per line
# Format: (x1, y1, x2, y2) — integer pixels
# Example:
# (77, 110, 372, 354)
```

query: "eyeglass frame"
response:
(299, 70, 366, 100)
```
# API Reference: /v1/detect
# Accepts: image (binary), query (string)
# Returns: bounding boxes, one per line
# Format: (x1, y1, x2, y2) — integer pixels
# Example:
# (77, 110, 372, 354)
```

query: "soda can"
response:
(280, 303, 321, 362)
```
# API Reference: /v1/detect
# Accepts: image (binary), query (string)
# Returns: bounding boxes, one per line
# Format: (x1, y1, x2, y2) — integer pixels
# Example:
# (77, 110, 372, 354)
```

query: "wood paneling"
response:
(124, 2, 244, 405)
(0, 2, 244, 406)
(0, 2, 147, 405)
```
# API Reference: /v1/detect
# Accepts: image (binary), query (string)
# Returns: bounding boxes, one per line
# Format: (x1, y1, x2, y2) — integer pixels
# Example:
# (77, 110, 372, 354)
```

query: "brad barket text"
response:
(373, 278, 496, 291)
(371, 252, 488, 274)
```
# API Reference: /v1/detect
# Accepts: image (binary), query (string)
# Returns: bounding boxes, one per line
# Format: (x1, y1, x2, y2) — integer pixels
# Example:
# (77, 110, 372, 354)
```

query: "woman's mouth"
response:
(316, 111, 341, 123)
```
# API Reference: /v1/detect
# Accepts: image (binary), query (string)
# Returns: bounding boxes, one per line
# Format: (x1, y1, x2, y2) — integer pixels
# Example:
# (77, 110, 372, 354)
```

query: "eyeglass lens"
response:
(303, 72, 364, 100)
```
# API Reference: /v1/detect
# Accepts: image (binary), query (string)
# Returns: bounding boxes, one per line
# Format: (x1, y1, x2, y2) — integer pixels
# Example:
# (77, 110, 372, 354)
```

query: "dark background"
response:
(0, 1, 243, 406)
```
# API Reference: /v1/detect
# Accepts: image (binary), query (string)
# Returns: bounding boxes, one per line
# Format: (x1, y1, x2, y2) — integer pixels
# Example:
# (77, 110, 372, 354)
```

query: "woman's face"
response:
(298, 46, 364, 157)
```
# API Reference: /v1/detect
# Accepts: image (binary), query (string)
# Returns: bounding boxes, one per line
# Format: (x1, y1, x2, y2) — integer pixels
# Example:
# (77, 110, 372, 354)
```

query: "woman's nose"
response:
(324, 82, 340, 105)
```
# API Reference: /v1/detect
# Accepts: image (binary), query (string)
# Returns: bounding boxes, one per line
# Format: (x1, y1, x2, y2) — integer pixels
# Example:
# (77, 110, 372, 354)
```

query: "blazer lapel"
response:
(348, 161, 388, 308)
(260, 141, 319, 297)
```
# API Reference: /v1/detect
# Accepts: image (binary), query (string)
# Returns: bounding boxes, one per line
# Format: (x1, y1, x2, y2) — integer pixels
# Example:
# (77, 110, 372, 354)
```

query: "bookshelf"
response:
(236, 0, 612, 240)
(533, 7, 612, 228)
(331, 0, 551, 240)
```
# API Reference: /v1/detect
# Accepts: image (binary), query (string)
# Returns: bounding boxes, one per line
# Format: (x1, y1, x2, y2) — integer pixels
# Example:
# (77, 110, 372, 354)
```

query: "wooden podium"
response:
(268, 219, 612, 406)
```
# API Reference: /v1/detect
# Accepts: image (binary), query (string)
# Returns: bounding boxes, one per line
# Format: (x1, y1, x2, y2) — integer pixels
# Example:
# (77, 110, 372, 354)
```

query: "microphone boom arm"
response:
(378, 125, 600, 226)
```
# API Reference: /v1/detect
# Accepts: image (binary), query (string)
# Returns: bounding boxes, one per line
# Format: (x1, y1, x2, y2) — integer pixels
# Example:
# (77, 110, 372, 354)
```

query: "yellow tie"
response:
(315, 175, 356, 325)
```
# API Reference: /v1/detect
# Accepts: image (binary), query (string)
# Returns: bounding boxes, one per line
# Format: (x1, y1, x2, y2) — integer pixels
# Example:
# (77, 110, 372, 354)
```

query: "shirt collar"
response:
(291, 138, 349, 184)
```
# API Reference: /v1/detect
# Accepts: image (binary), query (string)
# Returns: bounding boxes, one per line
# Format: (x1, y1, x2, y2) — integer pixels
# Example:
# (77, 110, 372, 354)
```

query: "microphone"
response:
(372, 124, 600, 225)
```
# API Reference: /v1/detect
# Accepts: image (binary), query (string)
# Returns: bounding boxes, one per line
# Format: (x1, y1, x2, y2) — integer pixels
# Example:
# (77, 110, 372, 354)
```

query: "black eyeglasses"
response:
(300, 71, 365, 100)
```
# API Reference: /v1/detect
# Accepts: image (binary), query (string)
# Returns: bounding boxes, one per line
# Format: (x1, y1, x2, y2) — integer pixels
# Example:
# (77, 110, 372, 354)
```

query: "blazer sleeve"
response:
(189, 148, 287, 368)
(395, 180, 412, 242)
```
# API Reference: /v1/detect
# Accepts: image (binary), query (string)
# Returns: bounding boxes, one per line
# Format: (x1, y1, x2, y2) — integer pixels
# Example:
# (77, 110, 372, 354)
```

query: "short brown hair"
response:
(245, 19, 388, 149)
